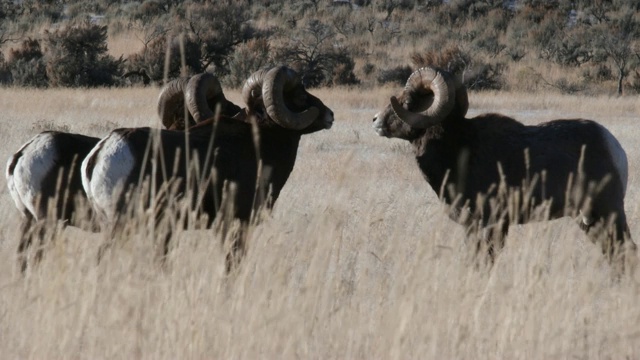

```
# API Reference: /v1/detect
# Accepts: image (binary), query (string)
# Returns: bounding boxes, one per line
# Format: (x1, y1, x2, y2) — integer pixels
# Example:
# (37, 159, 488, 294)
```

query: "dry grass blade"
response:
(1, 87, 640, 358)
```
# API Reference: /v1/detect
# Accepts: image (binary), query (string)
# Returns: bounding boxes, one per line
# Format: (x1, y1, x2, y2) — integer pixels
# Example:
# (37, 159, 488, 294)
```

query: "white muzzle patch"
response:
(372, 113, 386, 136)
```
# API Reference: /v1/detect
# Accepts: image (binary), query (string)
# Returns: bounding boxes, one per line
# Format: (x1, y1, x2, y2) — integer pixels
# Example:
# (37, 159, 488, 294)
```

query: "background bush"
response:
(377, 65, 412, 86)
(44, 22, 124, 87)
(126, 35, 203, 83)
(2, 38, 47, 87)
(0, 0, 637, 94)
(272, 20, 360, 87)
(226, 38, 273, 88)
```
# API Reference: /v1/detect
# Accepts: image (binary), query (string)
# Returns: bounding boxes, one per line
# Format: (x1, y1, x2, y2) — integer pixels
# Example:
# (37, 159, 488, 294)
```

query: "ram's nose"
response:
(372, 113, 386, 136)
(324, 109, 334, 129)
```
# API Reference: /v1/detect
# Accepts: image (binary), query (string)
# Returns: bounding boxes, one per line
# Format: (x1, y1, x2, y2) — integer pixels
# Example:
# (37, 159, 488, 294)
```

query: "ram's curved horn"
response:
(185, 73, 225, 123)
(157, 77, 190, 129)
(242, 68, 270, 110)
(390, 67, 456, 129)
(261, 66, 318, 130)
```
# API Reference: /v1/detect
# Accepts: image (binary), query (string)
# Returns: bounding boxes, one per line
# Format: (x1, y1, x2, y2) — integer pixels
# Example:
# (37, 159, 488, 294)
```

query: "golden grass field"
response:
(1, 85, 640, 359)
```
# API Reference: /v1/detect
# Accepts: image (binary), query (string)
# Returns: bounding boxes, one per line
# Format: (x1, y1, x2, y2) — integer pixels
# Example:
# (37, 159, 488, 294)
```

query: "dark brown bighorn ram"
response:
(6, 73, 238, 272)
(372, 66, 635, 266)
(81, 66, 334, 272)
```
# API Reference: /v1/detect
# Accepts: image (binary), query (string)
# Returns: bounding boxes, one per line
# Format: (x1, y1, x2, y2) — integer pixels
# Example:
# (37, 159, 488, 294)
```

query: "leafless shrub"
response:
(411, 45, 505, 90)
(226, 38, 273, 88)
(127, 35, 202, 83)
(628, 70, 640, 94)
(181, 2, 256, 75)
(3, 38, 47, 87)
(274, 20, 359, 87)
(31, 119, 70, 132)
(377, 65, 412, 85)
(410, 46, 470, 75)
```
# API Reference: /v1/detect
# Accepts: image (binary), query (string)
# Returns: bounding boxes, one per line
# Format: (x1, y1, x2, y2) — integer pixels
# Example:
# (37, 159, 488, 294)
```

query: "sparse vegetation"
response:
(0, 1, 636, 94)
(1, 38, 48, 87)
(1, 86, 640, 358)
(0, 2, 640, 355)
(30, 118, 70, 132)
(44, 22, 125, 87)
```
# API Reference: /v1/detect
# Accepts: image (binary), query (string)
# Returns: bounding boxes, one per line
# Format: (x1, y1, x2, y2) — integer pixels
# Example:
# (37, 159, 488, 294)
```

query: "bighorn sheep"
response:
(372, 66, 635, 264)
(81, 66, 334, 271)
(6, 132, 100, 271)
(6, 73, 238, 272)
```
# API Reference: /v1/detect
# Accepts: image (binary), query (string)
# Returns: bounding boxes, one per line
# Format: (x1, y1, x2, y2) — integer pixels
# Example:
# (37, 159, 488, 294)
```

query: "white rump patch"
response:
(6, 152, 24, 216)
(81, 132, 135, 222)
(597, 123, 628, 196)
(7, 133, 58, 219)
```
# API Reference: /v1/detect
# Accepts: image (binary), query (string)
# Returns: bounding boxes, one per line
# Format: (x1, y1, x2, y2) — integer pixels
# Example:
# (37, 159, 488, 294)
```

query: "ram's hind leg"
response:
(156, 214, 177, 267)
(486, 218, 509, 263)
(467, 217, 509, 268)
(17, 213, 35, 273)
(96, 213, 128, 265)
(222, 222, 249, 275)
(581, 209, 636, 274)
(17, 214, 51, 273)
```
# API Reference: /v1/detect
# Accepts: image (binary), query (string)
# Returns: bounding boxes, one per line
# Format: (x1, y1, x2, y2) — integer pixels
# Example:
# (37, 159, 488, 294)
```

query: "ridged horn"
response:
(157, 77, 190, 129)
(390, 67, 456, 129)
(185, 73, 225, 123)
(242, 68, 270, 109)
(261, 66, 318, 130)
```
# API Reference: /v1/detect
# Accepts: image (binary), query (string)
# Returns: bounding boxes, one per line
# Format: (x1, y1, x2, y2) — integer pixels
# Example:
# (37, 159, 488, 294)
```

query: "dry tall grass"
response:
(1, 86, 640, 358)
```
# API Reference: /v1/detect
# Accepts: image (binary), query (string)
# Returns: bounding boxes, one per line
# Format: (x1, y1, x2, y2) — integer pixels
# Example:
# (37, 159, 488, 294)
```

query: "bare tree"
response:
(132, 20, 170, 54)
(308, 0, 322, 12)
(591, 13, 639, 95)
(600, 35, 633, 96)
(182, 2, 254, 74)
(0, 23, 20, 47)
(275, 20, 358, 87)
(332, 8, 356, 39)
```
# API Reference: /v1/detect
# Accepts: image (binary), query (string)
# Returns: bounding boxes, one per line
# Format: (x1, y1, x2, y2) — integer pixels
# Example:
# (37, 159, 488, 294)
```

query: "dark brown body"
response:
(83, 114, 332, 271)
(414, 115, 627, 235)
(373, 66, 634, 265)
(82, 66, 335, 271)
(83, 117, 314, 227)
